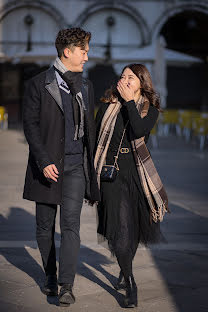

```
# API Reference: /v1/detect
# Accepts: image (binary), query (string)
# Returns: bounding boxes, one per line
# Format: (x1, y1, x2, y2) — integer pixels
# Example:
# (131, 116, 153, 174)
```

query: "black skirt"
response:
(97, 150, 163, 256)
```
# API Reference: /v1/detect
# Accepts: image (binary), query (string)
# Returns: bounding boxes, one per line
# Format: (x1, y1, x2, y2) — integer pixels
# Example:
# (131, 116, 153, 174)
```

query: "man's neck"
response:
(60, 57, 73, 72)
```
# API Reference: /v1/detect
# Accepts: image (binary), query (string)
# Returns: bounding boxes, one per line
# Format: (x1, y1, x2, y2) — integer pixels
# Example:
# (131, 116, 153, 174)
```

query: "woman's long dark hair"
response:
(101, 63, 162, 111)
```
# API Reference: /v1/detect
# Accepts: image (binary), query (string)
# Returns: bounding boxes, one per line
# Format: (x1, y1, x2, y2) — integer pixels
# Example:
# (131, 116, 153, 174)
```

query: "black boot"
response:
(41, 274, 58, 296)
(59, 284, 75, 307)
(124, 275, 138, 308)
(114, 270, 126, 290)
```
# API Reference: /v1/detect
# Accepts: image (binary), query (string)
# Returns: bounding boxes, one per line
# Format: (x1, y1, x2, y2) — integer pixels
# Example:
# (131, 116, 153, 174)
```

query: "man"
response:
(23, 28, 100, 307)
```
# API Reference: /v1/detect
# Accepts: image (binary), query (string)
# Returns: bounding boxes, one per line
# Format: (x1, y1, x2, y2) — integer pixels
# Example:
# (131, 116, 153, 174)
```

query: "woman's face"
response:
(120, 67, 141, 95)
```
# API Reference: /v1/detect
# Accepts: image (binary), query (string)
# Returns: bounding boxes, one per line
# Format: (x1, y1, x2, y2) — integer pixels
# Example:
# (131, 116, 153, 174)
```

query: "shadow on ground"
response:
(0, 207, 125, 307)
(0, 205, 208, 311)
(150, 203, 208, 312)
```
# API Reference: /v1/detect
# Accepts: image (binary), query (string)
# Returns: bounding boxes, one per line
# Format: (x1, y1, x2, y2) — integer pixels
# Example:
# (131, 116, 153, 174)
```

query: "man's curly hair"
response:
(55, 27, 91, 57)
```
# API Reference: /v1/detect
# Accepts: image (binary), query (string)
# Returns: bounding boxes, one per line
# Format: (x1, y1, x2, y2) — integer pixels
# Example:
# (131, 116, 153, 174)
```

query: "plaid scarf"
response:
(94, 96, 169, 223)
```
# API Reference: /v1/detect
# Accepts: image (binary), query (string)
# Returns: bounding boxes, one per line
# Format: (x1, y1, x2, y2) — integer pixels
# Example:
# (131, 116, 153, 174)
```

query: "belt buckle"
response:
(120, 148, 129, 154)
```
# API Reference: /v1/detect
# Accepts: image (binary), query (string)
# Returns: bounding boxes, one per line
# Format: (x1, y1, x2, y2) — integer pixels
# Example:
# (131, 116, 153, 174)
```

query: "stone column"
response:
(153, 36, 167, 108)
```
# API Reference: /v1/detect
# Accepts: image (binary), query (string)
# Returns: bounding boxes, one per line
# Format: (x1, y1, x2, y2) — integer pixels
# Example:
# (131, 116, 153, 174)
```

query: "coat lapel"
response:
(82, 79, 89, 110)
(45, 67, 64, 112)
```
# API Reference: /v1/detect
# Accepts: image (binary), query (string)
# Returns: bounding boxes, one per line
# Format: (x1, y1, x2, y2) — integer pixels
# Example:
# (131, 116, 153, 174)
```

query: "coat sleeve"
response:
(124, 100, 159, 138)
(87, 80, 96, 150)
(23, 78, 52, 172)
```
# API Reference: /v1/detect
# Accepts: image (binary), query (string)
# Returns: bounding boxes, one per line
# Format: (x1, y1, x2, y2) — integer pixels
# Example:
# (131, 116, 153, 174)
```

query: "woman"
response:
(94, 64, 169, 308)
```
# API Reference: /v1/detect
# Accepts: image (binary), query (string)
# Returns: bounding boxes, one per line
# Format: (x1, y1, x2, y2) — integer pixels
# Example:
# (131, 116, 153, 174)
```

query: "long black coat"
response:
(23, 66, 100, 204)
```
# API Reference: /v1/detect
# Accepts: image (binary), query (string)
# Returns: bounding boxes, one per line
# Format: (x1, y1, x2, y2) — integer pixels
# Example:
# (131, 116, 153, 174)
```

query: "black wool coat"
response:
(23, 66, 100, 204)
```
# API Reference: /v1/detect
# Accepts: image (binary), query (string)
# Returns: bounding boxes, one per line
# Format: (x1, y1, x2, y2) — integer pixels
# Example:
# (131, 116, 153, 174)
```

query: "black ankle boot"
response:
(114, 270, 126, 290)
(124, 275, 138, 308)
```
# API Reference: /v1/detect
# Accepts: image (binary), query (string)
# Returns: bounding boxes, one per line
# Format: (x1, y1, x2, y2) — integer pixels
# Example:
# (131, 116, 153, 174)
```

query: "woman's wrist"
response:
(123, 99, 135, 106)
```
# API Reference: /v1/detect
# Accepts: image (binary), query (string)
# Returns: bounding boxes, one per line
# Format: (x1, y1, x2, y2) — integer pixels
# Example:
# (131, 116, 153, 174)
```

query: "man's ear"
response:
(63, 48, 71, 58)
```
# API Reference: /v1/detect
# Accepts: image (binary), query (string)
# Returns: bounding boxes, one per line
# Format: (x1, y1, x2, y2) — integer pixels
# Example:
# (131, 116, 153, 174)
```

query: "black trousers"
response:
(36, 163, 85, 286)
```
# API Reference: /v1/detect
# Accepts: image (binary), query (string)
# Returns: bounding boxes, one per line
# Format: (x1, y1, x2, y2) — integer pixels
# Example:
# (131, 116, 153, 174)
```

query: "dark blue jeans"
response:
(36, 163, 85, 286)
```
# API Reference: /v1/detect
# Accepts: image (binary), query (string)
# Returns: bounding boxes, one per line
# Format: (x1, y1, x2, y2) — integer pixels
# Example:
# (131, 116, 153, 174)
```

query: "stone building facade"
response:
(0, 0, 208, 123)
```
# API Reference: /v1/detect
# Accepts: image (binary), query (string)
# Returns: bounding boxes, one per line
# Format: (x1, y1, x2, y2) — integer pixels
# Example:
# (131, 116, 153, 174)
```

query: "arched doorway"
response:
(161, 10, 208, 60)
(160, 10, 208, 110)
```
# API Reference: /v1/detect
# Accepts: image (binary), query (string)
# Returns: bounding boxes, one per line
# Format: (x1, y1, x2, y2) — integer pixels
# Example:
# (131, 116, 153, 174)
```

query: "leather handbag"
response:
(100, 121, 129, 182)
(100, 164, 118, 182)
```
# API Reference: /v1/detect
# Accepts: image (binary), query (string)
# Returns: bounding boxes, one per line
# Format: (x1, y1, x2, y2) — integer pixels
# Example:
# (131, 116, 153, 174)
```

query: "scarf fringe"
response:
(151, 202, 169, 223)
(74, 125, 79, 141)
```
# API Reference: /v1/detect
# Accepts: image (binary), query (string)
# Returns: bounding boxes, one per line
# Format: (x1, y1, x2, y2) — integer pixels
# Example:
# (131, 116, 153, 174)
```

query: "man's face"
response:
(63, 43, 89, 72)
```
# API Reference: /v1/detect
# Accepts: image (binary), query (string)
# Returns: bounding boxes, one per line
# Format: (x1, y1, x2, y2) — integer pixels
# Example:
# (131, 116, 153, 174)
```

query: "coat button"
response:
(60, 138, 64, 143)
(60, 158, 63, 164)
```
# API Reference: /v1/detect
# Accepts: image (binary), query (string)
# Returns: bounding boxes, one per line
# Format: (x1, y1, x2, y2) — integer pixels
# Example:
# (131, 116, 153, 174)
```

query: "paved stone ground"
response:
(0, 129, 208, 312)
